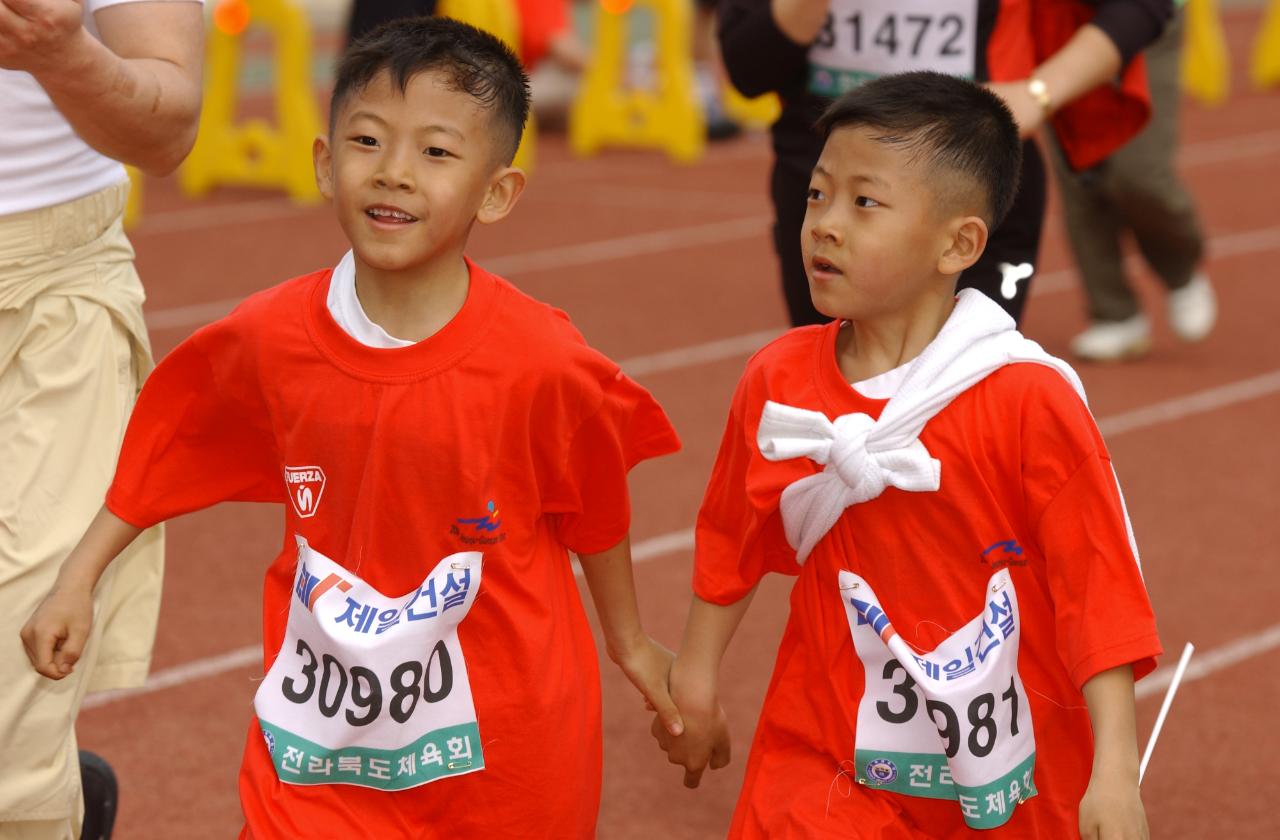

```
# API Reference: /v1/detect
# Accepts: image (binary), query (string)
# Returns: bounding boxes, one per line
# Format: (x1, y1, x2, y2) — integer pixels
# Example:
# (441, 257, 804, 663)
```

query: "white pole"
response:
(1139, 642, 1195, 784)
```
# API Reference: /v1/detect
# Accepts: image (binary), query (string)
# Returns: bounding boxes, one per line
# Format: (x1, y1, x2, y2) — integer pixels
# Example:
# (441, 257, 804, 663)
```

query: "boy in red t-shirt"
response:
(22, 18, 684, 838)
(652, 72, 1161, 838)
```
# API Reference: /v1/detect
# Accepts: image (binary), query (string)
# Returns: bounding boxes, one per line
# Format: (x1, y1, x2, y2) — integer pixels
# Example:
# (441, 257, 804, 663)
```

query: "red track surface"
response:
(75, 8, 1280, 837)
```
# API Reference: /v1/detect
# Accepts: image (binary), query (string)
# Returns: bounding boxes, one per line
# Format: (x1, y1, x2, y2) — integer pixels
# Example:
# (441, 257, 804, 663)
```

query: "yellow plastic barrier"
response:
(438, 0, 535, 172)
(1181, 0, 1230, 106)
(179, 0, 323, 202)
(1253, 0, 1280, 89)
(570, 0, 704, 164)
(721, 85, 780, 130)
(124, 166, 142, 229)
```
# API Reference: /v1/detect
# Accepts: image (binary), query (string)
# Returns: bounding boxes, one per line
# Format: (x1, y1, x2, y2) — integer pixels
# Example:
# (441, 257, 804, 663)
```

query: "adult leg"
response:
(1050, 140, 1140, 323)
(1103, 13, 1206, 297)
(0, 188, 162, 839)
(771, 148, 826, 326)
(959, 139, 1046, 325)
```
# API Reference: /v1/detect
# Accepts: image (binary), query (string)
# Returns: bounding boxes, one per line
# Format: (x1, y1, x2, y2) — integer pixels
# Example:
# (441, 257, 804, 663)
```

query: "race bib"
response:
(254, 536, 484, 790)
(808, 0, 978, 97)
(840, 569, 1036, 830)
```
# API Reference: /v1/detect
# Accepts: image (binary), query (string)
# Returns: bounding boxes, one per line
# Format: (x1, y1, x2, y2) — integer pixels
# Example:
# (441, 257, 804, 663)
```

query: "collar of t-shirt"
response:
(851, 360, 910, 399)
(326, 250, 416, 348)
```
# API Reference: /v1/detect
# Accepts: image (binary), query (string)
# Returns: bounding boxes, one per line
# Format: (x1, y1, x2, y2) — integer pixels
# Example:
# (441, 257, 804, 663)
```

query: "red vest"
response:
(989, 0, 1152, 171)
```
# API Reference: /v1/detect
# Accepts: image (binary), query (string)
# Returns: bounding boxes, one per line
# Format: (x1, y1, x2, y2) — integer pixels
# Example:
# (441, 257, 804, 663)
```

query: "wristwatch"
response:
(1027, 76, 1053, 115)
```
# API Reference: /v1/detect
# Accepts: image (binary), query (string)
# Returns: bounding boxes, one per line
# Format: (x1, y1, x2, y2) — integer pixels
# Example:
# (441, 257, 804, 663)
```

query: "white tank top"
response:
(0, 0, 200, 216)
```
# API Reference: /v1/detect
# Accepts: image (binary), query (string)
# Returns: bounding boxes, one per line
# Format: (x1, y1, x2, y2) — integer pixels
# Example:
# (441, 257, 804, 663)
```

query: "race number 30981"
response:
(280, 638, 453, 727)
(875, 659, 1021, 759)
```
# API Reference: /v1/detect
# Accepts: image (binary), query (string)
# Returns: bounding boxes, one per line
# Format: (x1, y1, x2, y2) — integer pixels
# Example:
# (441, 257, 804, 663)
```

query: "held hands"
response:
(20, 583, 94, 680)
(0, 0, 85, 75)
(609, 633, 686, 740)
(650, 658, 732, 788)
(1078, 772, 1149, 840)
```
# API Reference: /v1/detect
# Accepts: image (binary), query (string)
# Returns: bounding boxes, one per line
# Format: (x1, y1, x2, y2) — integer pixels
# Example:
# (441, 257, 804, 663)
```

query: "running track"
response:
(76, 8, 1279, 837)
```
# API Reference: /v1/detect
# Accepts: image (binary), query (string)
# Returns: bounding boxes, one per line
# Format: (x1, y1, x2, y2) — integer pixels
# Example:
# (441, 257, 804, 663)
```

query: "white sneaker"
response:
(1070, 315, 1152, 362)
(1167, 273, 1216, 342)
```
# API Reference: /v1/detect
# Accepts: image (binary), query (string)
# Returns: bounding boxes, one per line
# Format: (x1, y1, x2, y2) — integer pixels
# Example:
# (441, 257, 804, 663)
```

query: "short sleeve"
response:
(544, 370, 681, 555)
(1020, 372, 1161, 689)
(693, 369, 806, 606)
(106, 318, 283, 528)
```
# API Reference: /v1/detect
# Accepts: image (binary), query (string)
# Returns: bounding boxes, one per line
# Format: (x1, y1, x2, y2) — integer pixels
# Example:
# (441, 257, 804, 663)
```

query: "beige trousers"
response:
(0, 183, 165, 838)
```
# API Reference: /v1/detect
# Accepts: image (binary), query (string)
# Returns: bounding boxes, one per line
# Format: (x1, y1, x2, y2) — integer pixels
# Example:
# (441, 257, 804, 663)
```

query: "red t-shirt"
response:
(694, 322, 1160, 838)
(107, 260, 680, 838)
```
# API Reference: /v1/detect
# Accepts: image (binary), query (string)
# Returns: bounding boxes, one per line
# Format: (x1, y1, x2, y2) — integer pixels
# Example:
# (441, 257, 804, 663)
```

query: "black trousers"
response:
(770, 138, 1047, 327)
(347, 0, 439, 43)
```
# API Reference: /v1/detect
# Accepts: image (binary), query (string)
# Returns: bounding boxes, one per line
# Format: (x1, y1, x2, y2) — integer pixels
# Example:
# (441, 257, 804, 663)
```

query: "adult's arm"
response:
(0, 0, 204, 175)
(1093, 0, 1172, 66)
(718, 0, 823, 98)
(991, 0, 1173, 138)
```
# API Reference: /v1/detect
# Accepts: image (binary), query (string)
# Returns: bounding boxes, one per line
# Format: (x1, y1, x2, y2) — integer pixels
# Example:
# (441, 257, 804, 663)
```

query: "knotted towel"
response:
(757, 289, 1085, 562)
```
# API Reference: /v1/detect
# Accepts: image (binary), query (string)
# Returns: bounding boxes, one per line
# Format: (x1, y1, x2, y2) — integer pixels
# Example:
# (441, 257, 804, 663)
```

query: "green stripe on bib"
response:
(259, 718, 484, 791)
(854, 749, 1037, 829)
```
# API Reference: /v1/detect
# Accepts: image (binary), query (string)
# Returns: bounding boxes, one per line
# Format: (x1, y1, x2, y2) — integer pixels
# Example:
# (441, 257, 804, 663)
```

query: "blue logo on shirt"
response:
(982, 539, 1027, 569)
(457, 500, 501, 533)
(451, 500, 507, 546)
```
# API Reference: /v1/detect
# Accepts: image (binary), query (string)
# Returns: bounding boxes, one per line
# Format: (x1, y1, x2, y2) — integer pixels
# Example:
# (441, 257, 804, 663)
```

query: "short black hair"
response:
(815, 71, 1022, 227)
(331, 16, 531, 164)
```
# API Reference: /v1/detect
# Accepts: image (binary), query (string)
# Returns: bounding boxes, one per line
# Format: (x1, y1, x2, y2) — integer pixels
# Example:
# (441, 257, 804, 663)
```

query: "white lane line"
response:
(83, 645, 260, 709)
(611, 223, 1280, 378)
(81, 371, 1280, 710)
(143, 213, 772, 331)
(126, 127, 1280, 238)
(1136, 624, 1280, 700)
(1097, 370, 1280, 437)
(142, 218, 1280, 336)
(1176, 128, 1280, 167)
(134, 196, 320, 235)
(621, 329, 782, 378)
(482, 215, 771, 277)
(84, 527, 698, 710)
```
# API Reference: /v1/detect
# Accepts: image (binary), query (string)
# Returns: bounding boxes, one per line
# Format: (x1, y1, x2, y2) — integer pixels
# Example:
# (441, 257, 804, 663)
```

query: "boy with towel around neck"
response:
(652, 71, 1161, 839)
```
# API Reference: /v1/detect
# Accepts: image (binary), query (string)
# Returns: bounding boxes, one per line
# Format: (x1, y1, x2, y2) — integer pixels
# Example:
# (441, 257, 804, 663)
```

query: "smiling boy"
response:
(22, 18, 683, 838)
(653, 72, 1161, 838)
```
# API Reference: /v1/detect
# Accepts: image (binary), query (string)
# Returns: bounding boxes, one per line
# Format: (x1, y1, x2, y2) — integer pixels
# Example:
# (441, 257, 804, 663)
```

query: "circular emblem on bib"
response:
(866, 758, 898, 785)
(262, 728, 276, 755)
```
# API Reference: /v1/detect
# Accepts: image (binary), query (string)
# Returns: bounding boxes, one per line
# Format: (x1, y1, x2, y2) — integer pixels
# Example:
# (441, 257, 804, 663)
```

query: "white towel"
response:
(757, 289, 1085, 562)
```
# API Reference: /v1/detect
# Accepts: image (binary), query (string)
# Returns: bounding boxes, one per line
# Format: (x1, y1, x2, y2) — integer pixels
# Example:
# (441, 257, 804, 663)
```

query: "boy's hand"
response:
(609, 634, 685, 739)
(1078, 774, 1149, 840)
(651, 659, 731, 788)
(20, 585, 94, 679)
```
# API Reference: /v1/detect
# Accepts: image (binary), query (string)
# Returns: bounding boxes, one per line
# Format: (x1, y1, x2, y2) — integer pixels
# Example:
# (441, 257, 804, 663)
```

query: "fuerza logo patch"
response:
(284, 466, 327, 518)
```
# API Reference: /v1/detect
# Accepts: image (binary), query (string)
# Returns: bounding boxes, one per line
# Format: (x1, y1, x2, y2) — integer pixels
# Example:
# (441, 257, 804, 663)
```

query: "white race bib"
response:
(840, 569, 1036, 830)
(254, 536, 484, 790)
(808, 0, 979, 97)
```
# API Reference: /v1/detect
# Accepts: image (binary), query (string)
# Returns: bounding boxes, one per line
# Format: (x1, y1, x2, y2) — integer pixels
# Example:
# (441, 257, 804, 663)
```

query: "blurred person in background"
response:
(1051, 5, 1213, 361)
(695, 0, 742, 139)
(0, 1, 203, 838)
(719, 0, 1173, 328)
(349, 0, 588, 72)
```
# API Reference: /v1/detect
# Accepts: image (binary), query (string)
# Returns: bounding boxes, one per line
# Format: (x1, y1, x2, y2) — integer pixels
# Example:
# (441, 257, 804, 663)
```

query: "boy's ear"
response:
(476, 166, 527, 226)
(937, 215, 989, 276)
(313, 136, 334, 201)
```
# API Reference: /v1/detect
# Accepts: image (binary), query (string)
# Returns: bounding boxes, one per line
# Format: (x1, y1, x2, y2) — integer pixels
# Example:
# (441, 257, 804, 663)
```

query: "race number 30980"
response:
(280, 638, 453, 727)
